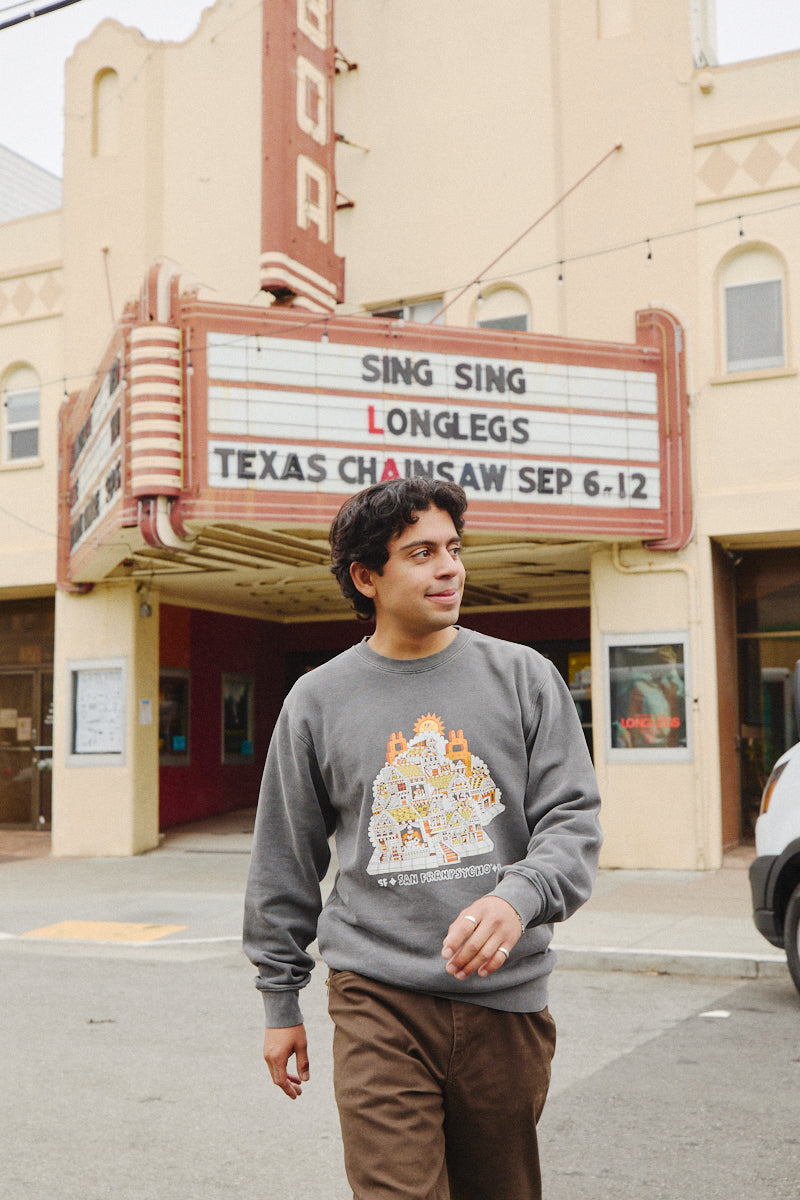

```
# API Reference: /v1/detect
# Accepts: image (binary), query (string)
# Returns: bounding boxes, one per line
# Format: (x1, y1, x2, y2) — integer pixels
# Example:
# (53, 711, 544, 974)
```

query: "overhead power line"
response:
(0, 0, 86, 34)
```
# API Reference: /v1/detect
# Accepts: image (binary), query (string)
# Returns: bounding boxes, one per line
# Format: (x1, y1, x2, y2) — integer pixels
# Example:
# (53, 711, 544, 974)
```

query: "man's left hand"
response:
(441, 896, 524, 980)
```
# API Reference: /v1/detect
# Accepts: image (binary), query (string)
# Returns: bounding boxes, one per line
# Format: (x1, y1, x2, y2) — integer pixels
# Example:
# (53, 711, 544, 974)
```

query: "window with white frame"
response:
(725, 279, 784, 372)
(478, 313, 529, 332)
(370, 297, 444, 324)
(2, 366, 40, 463)
(721, 248, 786, 374)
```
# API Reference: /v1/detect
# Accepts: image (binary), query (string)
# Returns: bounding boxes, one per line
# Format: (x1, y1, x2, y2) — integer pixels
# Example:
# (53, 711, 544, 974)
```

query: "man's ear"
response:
(349, 561, 377, 598)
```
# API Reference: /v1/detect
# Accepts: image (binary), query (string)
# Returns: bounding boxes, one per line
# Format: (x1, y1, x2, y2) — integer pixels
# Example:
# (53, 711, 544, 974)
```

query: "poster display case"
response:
(604, 633, 691, 763)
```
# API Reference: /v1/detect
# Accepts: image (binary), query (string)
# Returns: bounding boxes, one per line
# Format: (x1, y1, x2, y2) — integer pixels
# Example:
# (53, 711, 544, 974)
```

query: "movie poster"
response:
(606, 636, 691, 761)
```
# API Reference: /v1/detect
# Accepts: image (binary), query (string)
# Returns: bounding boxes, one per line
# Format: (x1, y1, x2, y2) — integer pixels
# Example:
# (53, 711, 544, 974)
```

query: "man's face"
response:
(352, 505, 465, 649)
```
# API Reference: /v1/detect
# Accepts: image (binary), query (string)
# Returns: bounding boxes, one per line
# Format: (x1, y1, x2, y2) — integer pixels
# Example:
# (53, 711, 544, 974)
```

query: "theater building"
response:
(2, 0, 800, 868)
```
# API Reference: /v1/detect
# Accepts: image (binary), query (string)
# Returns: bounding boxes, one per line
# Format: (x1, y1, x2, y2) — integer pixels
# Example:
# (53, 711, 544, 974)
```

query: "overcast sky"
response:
(1, 0, 800, 176)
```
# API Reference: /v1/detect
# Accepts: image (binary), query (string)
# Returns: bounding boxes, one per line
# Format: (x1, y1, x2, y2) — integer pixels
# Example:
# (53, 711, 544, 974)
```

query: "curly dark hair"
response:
(329, 477, 468, 620)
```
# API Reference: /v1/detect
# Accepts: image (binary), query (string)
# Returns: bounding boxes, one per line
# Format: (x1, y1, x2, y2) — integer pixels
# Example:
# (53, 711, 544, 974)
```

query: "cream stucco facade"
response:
(2, 0, 799, 866)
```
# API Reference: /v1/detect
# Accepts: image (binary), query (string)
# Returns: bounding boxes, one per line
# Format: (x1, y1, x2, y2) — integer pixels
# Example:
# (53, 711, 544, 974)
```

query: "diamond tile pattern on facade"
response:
(0, 269, 63, 327)
(696, 126, 800, 202)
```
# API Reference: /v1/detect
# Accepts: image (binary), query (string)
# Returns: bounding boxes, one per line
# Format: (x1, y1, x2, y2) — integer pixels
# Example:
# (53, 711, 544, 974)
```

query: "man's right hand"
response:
(263, 1024, 309, 1100)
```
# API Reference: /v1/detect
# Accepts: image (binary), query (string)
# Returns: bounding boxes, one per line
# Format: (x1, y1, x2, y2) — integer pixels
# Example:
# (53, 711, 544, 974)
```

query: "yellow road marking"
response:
(21, 920, 187, 943)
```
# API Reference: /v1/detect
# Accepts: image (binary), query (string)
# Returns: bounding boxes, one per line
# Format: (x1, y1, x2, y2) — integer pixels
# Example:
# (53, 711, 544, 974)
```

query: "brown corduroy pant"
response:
(327, 969, 556, 1200)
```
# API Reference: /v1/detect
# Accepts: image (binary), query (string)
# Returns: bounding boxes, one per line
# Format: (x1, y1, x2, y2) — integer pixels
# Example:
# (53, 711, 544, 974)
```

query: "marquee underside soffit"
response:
(100, 524, 597, 622)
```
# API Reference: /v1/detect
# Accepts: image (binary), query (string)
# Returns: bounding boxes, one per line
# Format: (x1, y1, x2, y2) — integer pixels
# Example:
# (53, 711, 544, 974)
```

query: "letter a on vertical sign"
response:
(261, 0, 345, 312)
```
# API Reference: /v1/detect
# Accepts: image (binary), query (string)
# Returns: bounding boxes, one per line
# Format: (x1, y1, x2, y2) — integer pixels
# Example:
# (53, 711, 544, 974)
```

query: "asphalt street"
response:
(540, 971, 800, 1200)
(1, 940, 344, 1200)
(1, 816, 797, 1199)
(2, 938, 798, 1199)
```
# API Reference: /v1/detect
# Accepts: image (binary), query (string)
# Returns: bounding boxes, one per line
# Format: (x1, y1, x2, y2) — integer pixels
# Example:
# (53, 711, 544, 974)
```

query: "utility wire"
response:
(434, 142, 623, 321)
(0, 0, 86, 33)
(0, 500, 57, 538)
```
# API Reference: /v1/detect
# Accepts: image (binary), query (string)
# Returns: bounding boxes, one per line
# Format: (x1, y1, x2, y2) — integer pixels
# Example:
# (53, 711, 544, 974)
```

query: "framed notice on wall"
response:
(67, 657, 126, 766)
(604, 633, 691, 763)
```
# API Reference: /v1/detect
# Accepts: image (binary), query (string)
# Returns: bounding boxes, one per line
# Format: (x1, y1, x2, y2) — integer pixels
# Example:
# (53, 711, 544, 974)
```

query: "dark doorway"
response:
(0, 669, 53, 828)
(735, 549, 800, 837)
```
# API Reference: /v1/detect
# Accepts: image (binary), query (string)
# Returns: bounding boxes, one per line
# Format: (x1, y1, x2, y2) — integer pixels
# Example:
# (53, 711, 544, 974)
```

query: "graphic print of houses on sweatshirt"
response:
(367, 713, 505, 875)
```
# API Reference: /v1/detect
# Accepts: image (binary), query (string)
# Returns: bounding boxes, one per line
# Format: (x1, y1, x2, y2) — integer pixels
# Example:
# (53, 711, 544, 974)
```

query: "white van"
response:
(750, 741, 800, 995)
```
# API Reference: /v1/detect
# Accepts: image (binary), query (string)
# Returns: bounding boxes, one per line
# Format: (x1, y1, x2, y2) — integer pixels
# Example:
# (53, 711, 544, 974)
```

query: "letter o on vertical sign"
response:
(296, 56, 328, 145)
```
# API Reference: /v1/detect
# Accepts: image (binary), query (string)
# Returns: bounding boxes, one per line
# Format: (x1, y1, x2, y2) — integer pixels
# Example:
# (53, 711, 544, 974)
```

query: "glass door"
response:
(0, 672, 35, 825)
(737, 635, 800, 837)
(0, 670, 52, 828)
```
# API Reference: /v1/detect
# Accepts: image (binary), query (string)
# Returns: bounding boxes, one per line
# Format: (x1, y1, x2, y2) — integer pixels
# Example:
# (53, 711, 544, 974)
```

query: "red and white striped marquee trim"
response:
(129, 325, 184, 497)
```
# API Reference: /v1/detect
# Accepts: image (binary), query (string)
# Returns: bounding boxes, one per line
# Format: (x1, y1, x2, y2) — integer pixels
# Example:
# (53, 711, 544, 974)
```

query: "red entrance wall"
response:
(158, 603, 589, 829)
(158, 604, 364, 828)
(159, 606, 282, 827)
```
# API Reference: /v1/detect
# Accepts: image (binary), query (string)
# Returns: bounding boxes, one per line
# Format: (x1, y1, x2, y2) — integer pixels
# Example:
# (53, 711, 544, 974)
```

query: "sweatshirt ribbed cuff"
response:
(491, 873, 546, 929)
(260, 987, 304, 1028)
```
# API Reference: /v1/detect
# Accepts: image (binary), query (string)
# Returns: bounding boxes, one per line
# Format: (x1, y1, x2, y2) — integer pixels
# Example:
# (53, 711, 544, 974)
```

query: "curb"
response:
(552, 944, 789, 980)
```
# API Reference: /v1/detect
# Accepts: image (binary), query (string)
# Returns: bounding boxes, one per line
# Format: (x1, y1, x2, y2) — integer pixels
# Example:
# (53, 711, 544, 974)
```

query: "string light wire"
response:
(15, 188, 800, 409)
(4, 187, 800, 542)
(444, 193, 800, 295)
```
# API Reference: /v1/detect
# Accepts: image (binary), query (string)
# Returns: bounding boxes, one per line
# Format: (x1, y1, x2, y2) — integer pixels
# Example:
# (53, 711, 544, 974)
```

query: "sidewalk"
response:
(551, 843, 787, 980)
(0, 811, 788, 981)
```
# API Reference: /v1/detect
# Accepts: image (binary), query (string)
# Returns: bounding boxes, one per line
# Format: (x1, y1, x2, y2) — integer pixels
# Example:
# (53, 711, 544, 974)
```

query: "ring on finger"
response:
(497, 946, 510, 960)
(463, 914, 478, 927)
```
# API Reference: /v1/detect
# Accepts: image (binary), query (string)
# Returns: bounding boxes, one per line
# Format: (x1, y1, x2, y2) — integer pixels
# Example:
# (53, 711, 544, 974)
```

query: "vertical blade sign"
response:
(261, 0, 345, 312)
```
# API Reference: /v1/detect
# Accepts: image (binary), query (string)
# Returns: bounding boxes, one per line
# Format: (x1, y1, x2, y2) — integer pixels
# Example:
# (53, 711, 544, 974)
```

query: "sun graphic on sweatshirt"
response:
(414, 713, 444, 737)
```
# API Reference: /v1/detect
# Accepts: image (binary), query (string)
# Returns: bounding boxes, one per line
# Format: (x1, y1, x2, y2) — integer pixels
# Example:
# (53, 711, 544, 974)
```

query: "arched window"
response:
(2, 365, 40, 462)
(92, 68, 120, 157)
(475, 285, 531, 332)
(720, 246, 787, 374)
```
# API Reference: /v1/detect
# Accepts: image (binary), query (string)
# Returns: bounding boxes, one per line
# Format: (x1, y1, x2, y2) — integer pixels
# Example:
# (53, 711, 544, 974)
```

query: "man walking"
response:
(244, 476, 602, 1199)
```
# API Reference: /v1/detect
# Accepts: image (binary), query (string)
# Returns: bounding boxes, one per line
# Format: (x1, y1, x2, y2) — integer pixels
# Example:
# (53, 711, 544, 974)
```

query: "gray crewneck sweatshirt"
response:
(243, 627, 602, 1027)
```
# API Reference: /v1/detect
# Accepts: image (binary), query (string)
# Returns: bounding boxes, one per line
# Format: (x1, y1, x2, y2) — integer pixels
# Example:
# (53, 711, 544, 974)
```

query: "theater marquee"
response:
(206, 334, 662, 512)
(58, 274, 691, 592)
(193, 301, 690, 545)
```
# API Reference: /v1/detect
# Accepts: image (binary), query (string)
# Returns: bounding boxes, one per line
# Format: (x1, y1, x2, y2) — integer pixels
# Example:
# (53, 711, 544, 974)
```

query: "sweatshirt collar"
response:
(354, 627, 473, 673)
